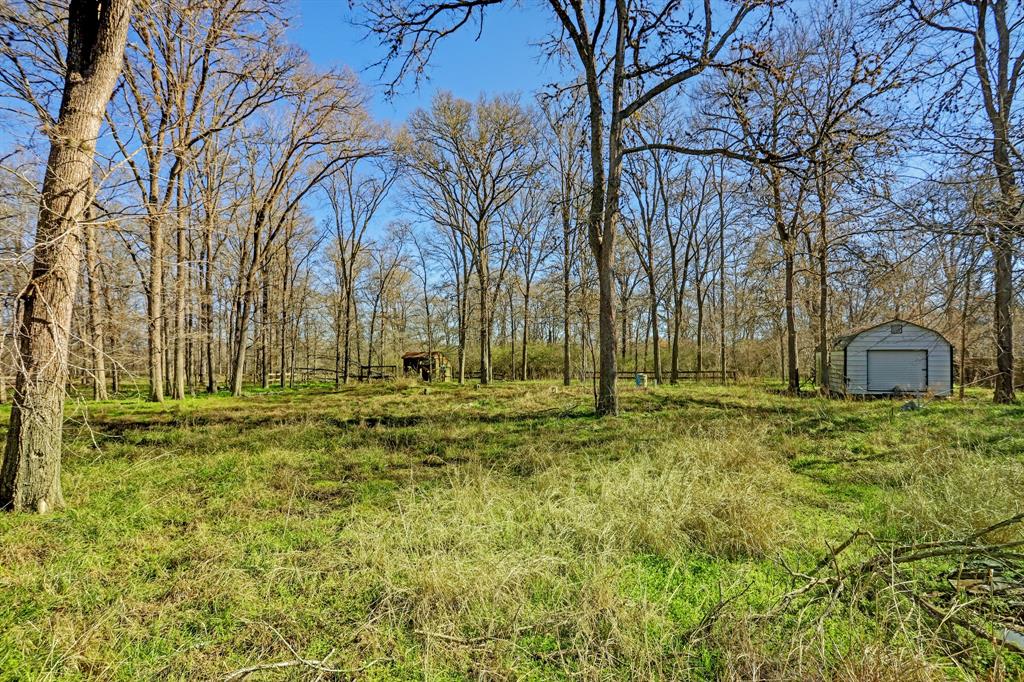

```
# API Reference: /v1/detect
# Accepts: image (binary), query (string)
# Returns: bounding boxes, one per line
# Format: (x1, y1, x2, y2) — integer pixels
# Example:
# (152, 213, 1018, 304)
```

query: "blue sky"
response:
(288, 1, 558, 123)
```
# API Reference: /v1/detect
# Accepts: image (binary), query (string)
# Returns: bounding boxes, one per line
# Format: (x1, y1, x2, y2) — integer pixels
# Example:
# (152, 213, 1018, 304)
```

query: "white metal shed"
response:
(827, 319, 953, 397)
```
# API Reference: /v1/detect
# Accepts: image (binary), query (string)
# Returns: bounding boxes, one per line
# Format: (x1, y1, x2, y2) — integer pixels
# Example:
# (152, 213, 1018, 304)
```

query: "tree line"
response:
(0, 0, 1020, 510)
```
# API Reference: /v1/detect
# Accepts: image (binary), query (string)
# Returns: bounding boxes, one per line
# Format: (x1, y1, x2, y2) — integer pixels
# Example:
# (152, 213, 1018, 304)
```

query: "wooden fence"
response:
(586, 369, 738, 383)
(357, 365, 397, 381)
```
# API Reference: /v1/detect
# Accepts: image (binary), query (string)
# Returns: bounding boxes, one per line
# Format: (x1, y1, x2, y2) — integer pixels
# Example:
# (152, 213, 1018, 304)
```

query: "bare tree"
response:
(505, 179, 556, 380)
(540, 92, 587, 386)
(226, 67, 375, 396)
(665, 161, 703, 383)
(362, 0, 773, 414)
(325, 154, 398, 386)
(1, 0, 132, 512)
(109, 0, 294, 401)
(901, 0, 1022, 403)
(406, 92, 540, 384)
(622, 137, 667, 383)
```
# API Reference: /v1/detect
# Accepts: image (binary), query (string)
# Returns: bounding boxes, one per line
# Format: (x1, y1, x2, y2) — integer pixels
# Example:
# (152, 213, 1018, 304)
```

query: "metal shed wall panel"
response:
(843, 322, 952, 396)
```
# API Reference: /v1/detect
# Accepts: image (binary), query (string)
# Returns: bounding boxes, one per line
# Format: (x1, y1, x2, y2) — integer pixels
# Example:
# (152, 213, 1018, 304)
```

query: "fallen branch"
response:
(223, 656, 386, 681)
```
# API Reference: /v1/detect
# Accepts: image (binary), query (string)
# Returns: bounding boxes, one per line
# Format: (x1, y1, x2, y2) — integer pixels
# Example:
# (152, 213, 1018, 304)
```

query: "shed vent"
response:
(890, 324, 903, 334)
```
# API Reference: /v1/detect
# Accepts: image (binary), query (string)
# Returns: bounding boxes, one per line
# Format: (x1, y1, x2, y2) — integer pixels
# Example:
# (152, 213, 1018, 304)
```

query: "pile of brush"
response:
(778, 513, 1024, 662)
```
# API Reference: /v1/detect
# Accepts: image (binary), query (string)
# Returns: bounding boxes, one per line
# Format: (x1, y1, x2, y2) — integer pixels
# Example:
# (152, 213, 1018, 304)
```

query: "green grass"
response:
(0, 381, 1021, 680)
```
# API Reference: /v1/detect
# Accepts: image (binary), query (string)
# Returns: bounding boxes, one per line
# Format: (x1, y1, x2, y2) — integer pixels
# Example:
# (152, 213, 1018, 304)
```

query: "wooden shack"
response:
(402, 351, 450, 382)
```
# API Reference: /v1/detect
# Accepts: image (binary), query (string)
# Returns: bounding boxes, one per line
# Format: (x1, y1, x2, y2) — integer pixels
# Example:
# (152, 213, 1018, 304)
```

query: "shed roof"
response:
(402, 350, 447, 360)
(831, 318, 952, 350)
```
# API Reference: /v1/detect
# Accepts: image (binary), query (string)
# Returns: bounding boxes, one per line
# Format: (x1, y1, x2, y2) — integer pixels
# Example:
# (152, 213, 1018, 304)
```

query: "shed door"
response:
(867, 349, 927, 392)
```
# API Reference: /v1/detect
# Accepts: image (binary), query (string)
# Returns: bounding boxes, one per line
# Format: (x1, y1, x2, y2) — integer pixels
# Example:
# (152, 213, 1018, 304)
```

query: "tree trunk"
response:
(147, 211, 165, 402)
(959, 262, 972, 401)
(342, 273, 354, 384)
(229, 274, 254, 397)
(509, 291, 516, 380)
(814, 163, 830, 393)
(477, 236, 490, 384)
(649, 293, 660, 384)
(562, 214, 571, 386)
(972, 7, 1017, 404)
(521, 283, 530, 381)
(203, 217, 216, 393)
(172, 174, 187, 400)
(719, 248, 726, 384)
(333, 266, 343, 387)
(0, 330, 8, 404)
(695, 288, 704, 373)
(279, 244, 290, 389)
(585, 9, 624, 417)
(84, 217, 108, 400)
(779, 326, 786, 385)
(2, 0, 132, 512)
(103, 282, 120, 394)
(595, 241, 618, 414)
(992, 228, 1014, 403)
(783, 244, 799, 393)
(620, 295, 628, 363)
(718, 169, 727, 384)
(669, 247, 681, 385)
(671, 309, 681, 384)
(260, 265, 270, 389)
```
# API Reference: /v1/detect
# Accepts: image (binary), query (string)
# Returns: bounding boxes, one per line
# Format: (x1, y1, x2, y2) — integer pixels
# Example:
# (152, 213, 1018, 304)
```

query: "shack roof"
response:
(402, 351, 447, 360)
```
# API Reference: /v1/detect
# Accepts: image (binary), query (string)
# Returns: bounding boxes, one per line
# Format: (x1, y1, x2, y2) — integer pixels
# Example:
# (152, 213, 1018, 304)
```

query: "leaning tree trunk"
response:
(2, 0, 132, 512)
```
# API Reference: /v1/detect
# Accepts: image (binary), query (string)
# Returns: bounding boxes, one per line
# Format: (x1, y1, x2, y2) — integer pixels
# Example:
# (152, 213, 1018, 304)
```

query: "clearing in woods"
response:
(0, 381, 1021, 679)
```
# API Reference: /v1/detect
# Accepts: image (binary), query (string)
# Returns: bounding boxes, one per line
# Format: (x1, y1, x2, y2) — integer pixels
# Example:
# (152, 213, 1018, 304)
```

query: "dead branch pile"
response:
(778, 513, 1024, 661)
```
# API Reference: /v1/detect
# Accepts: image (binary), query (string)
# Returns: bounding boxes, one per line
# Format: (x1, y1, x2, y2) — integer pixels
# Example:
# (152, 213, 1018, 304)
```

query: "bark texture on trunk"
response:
(968, 1, 1017, 403)
(595, 242, 618, 414)
(992, 229, 1014, 403)
(2, 0, 132, 512)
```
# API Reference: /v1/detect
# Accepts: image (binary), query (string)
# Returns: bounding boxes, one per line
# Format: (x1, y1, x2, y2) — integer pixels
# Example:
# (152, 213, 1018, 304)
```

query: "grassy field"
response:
(0, 380, 1021, 680)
